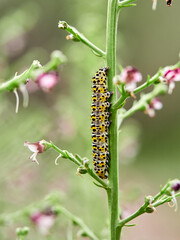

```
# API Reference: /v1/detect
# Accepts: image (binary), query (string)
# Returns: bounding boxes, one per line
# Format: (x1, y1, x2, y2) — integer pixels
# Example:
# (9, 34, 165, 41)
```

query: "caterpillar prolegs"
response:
(91, 67, 111, 179)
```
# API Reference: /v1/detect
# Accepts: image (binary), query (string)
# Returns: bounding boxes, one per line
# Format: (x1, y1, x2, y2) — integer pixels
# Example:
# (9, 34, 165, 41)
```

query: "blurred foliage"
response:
(0, 0, 180, 239)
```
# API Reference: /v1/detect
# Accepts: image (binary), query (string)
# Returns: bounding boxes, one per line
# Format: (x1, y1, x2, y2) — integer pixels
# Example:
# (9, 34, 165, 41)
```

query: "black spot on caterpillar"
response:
(91, 67, 111, 179)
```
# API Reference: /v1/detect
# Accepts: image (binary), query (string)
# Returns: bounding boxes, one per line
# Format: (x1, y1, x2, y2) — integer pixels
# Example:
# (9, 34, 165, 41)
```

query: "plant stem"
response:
(118, 201, 149, 228)
(120, 84, 167, 120)
(0, 51, 66, 93)
(50, 142, 109, 189)
(118, 0, 136, 9)
(106, 0, 120, 239)
(58, 21, 105, 57)
(0, 61, 39, 92)
(58, 206, 99, 240)
(112, 60, 180, 110)
(117, 189, 180, 231)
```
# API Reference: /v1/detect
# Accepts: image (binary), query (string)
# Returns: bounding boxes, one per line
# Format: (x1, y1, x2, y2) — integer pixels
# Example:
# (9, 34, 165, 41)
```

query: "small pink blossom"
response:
(31, 209, 55, 235)
(162, 68, 180, 94)
(24, 141, 46, 165)
(36, 72, 59, 92)
(118, 66, 142, 92)
(145, 98, 163, 118)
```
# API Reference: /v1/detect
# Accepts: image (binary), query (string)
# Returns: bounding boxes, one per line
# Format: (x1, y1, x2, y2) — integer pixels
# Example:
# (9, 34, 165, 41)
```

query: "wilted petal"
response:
(24, 140, 47, 164)
(30, 152, 39, 165)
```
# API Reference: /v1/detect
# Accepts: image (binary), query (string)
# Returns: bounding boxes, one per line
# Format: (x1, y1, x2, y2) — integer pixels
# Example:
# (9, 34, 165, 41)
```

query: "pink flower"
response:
(31, 209, 55, 235)
(145, 98, 163, 118)
(162, 68, 180, 94)
(36, 72, 59, 92)
(115, 66, 142, 92)
(24, 140, 46, 165)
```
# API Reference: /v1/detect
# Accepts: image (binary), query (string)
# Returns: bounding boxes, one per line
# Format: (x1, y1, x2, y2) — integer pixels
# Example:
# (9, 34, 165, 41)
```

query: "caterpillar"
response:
(91, 67, 111, 179)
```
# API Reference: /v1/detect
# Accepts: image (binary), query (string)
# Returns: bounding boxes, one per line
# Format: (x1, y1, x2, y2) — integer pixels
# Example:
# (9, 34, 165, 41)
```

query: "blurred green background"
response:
(0, 0, 180, 239)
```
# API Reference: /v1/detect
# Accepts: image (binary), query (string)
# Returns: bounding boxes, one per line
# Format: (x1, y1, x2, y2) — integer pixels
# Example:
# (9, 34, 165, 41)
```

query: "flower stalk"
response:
(119, 84, 167, 122)
(106, 0, 120, 239)
(112, 61, 180, 110)
(0, 51, 66, 93)
(58, 21, 105, 57)
(56, 206, 99, 240)
(50, 142, 109, 189)
(117, 180, 180, 231)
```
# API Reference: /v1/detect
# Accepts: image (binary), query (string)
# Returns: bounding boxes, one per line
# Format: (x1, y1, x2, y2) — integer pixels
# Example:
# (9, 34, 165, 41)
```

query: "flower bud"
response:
(170, 179, 180, 192)
(77, 166, 88, 174)
(145, 195, 154, 204)
(145, 206, 155, 213)
(16, 227, 29, 236)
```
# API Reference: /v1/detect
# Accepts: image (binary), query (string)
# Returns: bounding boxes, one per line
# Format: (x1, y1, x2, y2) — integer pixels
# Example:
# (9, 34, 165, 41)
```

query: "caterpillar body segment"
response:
(91, 67, 111, 179)
(91, 103, 111, 112)
(91, 133, 108, 144)
(92, 92, 111, 103)
(91, 122, 110, 134)
(91, 112, 110, 123)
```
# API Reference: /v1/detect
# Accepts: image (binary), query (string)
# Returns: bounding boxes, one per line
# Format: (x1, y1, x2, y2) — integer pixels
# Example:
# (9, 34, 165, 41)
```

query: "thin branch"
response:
(117, 181, 180, 230)
(118, 200, 149, 228)
(58, 206, 99, 240)
(112, 61, 180, 110)
(0, 51, 67, 93)
(153, 192, 180, 208)
(58, 21, 106, 58)
(0, 192, 99, 240)
(119, 84, 167, 122)
(50, 142, 109, 189)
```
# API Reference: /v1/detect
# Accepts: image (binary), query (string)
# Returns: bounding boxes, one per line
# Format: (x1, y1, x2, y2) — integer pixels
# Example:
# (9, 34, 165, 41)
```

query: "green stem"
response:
(118, 0, 136, 9)
(106, 0, 120, 239)
(118, 201, 149, 228)
(58, 206, 99, 240)
(50, 142, 109, 189)
(120, 84, 167, 120)
(153, 192, 180, 208)
(117, 190, 180, 231)
(112, 60, 180, 110)
(152, 184, 170, 203)
(0, 51, 66, 93)
(0, 61, 39, 92)
(58, 21, 105, 57)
